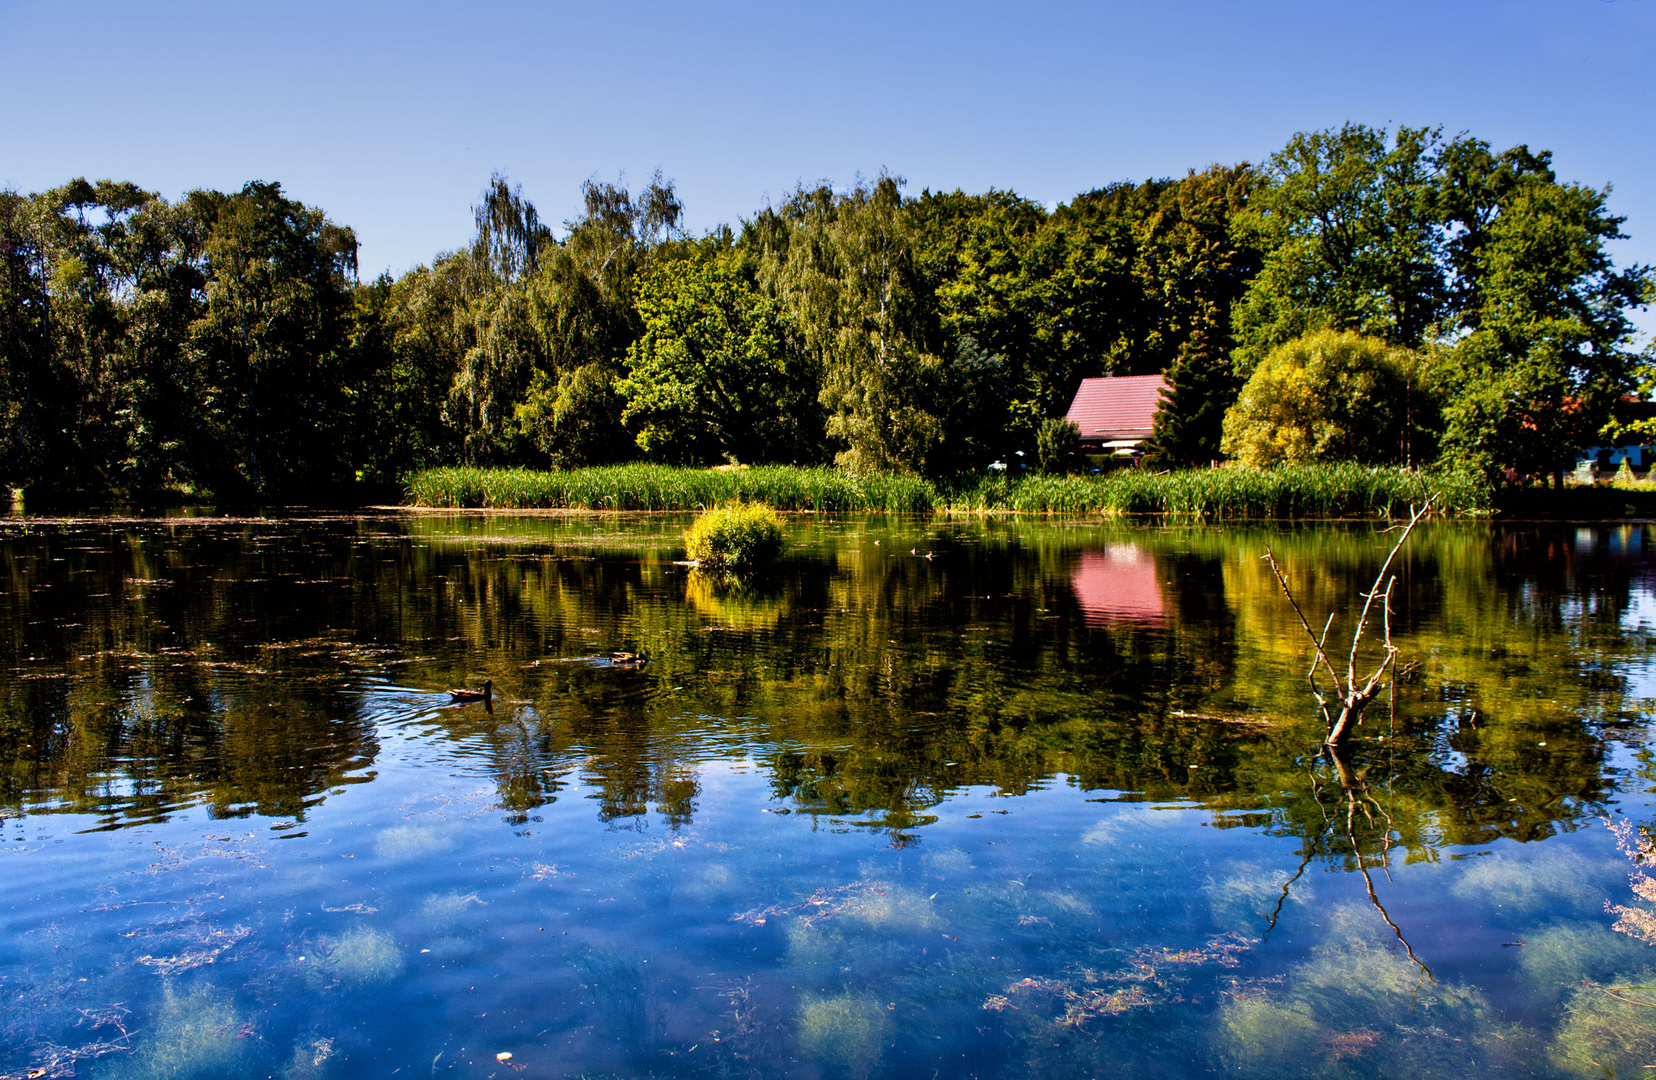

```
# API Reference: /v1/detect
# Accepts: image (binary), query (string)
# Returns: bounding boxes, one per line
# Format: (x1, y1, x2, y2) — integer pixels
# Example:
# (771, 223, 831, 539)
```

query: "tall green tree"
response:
(1434, 169, 1650, 480)
(747, 176, 945, 474)
(1231, 124, 1446, 375)
(906, 189, 1047, 463)
(1138, 165, 1258, 465)
(618, 252, 819, 464)
(511, 175, 685, 468)
(186, 181, 359, 493)
(0, 186, 63, 492)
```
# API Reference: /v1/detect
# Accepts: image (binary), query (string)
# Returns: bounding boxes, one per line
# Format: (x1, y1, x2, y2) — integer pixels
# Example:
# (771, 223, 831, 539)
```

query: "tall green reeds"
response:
(406, 464, 936, 513)
(944, 463, 1489, 517)
(406, 463, 1489, 518)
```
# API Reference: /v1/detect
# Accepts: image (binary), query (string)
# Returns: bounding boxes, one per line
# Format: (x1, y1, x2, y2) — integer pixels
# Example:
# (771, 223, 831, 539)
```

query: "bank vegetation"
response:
(407, 462, 1488, 519)
(4, 124, 1647, 503)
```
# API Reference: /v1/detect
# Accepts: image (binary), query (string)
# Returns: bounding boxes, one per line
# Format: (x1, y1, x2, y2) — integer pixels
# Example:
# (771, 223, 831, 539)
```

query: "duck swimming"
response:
(448, 678, 492, 703)
(609, 652, 647, 667)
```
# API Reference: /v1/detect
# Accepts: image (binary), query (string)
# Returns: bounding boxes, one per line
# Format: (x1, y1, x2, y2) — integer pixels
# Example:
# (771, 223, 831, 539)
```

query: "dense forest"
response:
(0, 123, 1648, 500)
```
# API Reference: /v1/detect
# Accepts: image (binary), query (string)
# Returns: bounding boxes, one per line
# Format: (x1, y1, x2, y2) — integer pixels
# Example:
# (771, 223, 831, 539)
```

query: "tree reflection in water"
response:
(0, 513, 1653, 1078)
(0, 514, 1644, 848)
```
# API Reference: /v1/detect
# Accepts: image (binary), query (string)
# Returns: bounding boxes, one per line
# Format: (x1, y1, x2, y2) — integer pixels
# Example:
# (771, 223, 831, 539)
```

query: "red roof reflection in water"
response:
(1071, 545, 1166, 626)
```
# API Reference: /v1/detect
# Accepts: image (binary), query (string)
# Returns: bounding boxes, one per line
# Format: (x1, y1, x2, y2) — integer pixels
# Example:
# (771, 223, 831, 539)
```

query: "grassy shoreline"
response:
(406, 463, 1497, 518)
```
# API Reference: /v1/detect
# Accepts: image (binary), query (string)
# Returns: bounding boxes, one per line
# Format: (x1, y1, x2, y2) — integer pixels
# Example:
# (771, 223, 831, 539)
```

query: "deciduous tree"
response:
(1221, 330, 1426, 467)
(619, 252, 818, 464)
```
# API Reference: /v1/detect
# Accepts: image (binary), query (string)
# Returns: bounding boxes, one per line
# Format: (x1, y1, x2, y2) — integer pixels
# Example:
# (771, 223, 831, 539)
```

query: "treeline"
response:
(1, 124, 1648, 499)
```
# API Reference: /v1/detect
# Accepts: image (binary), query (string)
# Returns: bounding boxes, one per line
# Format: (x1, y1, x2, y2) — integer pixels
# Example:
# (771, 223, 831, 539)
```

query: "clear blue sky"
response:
(2, 0, 1651, 334)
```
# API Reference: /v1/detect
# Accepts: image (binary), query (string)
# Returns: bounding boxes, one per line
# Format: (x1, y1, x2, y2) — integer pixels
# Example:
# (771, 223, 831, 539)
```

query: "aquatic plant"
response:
(684, 503, 784, 568)
(947, 462, 1483, 518)
(308, 927, 403, 986)
(112, 984, 250, 1080)
(798, 992, 889, 1074)
(1552, 973, 1656, 1077)
(1517, 922, 1652, 1001)
(1216, 912, 1529, 1079)
(405, 464, 936, 513)
(405, 462, 1490, 518)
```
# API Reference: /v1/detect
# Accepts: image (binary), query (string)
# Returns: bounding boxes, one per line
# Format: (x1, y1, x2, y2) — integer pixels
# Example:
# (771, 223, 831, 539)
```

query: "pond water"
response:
(4, 512, 1656, 1079)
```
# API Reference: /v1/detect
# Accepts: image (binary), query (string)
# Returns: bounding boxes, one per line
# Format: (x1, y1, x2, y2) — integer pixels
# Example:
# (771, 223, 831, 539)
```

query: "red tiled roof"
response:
(1064, 375, 1168, 440)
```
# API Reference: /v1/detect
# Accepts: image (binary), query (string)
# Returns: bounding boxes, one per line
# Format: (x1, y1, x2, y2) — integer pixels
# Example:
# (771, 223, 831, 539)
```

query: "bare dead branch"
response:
(1273, 494, 1434, 748)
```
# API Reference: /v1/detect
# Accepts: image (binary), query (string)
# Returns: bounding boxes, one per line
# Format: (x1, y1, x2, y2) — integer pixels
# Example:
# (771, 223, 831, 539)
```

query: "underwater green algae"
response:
(307, 927, 403, 986)
(1518, 922, 1653, 999)
(798, 992, 891, 1074)
(1449, 848, 1608, 912)
(110, 984, 250, 1080)
(1217, 908, 1538, 1078)
(1552, 974, 1656, 1078)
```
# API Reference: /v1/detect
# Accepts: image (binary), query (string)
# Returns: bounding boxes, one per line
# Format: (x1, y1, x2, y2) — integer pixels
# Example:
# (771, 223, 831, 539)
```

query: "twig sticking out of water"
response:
(1262, 496, 1432, 748)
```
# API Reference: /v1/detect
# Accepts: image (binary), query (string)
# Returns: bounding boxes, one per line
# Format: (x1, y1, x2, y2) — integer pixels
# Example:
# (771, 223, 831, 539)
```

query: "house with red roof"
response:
(1063, 374, 1168, 459)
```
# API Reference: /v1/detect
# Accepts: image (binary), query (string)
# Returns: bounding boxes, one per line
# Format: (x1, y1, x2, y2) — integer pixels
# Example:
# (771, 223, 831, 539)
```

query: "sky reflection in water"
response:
(2, 514, 1656, 1078)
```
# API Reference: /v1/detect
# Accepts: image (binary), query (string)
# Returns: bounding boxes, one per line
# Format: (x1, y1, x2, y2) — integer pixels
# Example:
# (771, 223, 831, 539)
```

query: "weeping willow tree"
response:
(512, 171, 686, 468)
(746, 175, 945, 475)
(432, 171, 689, 467)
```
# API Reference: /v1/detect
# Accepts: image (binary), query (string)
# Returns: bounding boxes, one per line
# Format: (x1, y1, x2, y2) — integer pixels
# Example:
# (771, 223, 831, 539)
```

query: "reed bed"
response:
(945, 463, 1490, 517)
(408, 462, 1488, 518)
(406, 464, 937, 513)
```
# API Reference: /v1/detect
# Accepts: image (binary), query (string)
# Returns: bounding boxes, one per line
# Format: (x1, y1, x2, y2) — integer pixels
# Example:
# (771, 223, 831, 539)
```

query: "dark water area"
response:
(4, 511, 1656, 1079)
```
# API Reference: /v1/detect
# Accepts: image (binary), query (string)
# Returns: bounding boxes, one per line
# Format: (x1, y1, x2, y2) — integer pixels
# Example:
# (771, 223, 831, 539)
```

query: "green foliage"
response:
(2, 127, 1644, 497)
(1232, 124, 1446, 372)
(445, 172, 680, 467)
(905, 167, 1258, 467)
(0, 177, 359, 497)
(1143, 336, 1238, 467)
(406, 464, 937, 513)
(946, 462, 1485, 518)
(1220, 331, 1430, 468)
(619, 252, 820, 464)
(1233, 123, 1649, 479)
(683, 502, 784, 567)
(748, 176, 944, 474)
(1434, 171, 1649, 478)
(1035, 418, 1081, 474)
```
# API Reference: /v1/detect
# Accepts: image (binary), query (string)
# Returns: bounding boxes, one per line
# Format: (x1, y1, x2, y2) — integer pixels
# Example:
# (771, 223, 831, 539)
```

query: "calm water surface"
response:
(4, 512, 1656, 1079)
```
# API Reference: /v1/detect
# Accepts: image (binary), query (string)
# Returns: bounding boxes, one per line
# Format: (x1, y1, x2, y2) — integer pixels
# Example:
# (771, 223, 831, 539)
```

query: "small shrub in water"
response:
(684, 503, 784, 568)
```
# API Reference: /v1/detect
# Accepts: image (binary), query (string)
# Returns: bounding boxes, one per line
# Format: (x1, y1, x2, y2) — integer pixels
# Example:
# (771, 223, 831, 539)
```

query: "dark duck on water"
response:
(448, 678, 492, 703)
